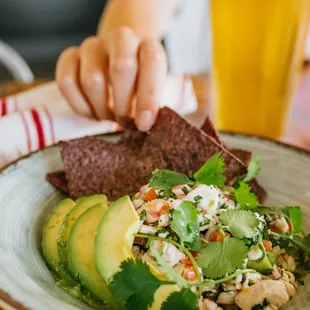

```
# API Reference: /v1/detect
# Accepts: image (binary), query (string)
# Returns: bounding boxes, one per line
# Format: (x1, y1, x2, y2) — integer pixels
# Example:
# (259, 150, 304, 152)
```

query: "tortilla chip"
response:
(60, 136, 166, 200)
(46, 171, 69, 193)
(141, 107, 246, 181)
(200, 116, 222, 144)
(48, 107, 266, 203)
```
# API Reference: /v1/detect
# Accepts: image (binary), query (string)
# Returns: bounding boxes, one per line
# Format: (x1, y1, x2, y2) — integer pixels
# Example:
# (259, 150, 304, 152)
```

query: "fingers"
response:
(107, 27, 140, 119)
(79, 37, 113, 120)
(56, 47, 93, 117)
(135, 39, 167, 131)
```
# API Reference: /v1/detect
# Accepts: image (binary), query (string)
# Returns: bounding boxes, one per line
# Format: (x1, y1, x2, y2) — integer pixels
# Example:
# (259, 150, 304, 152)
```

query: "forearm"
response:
(98, 0, 179, 39)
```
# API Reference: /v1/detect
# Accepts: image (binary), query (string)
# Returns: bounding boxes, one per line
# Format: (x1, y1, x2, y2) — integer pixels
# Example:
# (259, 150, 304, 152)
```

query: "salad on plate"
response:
(42, 152, 310, 310)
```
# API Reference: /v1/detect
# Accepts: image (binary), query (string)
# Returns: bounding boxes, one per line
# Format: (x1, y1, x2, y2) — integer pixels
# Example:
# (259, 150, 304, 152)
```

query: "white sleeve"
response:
(164, 0, 211, 75)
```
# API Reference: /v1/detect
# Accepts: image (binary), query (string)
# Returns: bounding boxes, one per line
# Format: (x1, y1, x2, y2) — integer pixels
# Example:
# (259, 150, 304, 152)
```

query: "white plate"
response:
(0, 133, 309, 310)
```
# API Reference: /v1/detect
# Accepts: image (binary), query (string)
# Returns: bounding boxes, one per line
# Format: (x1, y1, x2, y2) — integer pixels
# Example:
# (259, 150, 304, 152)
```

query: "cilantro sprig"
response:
(170, 201, 202, 250)
(234, 181, 258, 210)
(109, 257, 256, 310)
(109, 259, 166, 310)
(149, 169, 194, 191)
(197, 237, 248, 279)
(219, 210, 259, 239)
(161, 289, 199, 310)
(243, 155, 261, 182)
(193, 152, 227, 187)
(149, 152, 227, 196)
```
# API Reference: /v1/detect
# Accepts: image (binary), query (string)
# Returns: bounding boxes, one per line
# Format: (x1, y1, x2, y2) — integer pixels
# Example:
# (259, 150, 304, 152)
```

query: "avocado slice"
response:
(95, 195, 179, 308)
(42, 198, 76, 278)
(247, 256, 274, 274)
(57, 194, 107, 264)
(67, 203, 119, 309)
(42, 197, 106, 308)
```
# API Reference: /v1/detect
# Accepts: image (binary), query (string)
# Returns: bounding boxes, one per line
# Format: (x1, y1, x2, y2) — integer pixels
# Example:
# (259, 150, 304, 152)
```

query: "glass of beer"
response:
(210, 0, 310, 139)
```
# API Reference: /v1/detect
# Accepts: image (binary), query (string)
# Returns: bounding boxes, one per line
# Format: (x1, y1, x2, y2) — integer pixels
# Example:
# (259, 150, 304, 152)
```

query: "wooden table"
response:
(1, 68, 310, 151)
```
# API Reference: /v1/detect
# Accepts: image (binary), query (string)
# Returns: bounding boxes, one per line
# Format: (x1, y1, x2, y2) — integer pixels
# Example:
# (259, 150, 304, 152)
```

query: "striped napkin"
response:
(0, 74, 198, 169)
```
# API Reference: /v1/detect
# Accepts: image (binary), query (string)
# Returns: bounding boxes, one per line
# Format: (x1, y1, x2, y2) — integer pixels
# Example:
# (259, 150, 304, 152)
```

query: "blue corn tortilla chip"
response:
(48, 107, 266, 202)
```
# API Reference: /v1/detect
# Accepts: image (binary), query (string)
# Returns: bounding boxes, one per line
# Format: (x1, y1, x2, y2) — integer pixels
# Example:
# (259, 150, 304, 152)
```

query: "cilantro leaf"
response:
(243, 155, 261, 182)
(150, 169, 194, 191)
(283, 206, 302, 234)
(291, 234, 310, 253)
(161, 289, 199, 310)
(170, 201, 202, 250)
(219, 210, 259, 239)
(197, 238, 248, 279)
(109, 259, 162, 310)
(193, 152, 227, 187)
(234, 181, 258, 210)
(151, 248, 188, 287)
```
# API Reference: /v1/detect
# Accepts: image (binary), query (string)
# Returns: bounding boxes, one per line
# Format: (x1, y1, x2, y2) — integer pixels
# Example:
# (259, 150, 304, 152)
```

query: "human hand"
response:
(56, 27, 167, 131)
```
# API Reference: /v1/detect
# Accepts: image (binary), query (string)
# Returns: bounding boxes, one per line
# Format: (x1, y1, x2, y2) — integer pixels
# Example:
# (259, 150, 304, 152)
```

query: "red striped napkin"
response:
(0, 74, 198, 169)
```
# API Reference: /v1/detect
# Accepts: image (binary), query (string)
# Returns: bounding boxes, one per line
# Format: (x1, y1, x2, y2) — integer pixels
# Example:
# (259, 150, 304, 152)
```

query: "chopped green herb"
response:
(140, 210, 146, 222)
(197, 238, 248, 279)
(182, 186, 190, 195)
(243, 155, 261, 183)
(193, 152, 227, 187)
(219, 210, 259, 239)
(161, 289, 199, 310)
(193, 195, 203, 208)
(170, 201, 202, 250)
(252, 298, 270, 310)
(234, 181, 258, 210)
(150, 169, 194, 191)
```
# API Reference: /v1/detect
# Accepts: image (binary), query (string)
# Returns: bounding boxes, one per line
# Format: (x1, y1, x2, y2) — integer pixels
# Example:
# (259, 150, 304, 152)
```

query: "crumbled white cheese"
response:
(158, 214, 170, 227)
(248, 246, 263, 261)
(150, 240, 186, 266)
(139, 225, 157, 235)
(183, 184, 220, 215)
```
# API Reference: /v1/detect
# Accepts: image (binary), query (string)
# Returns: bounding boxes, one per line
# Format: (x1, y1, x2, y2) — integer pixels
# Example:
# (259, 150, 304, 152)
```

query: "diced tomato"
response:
(144, 188, 157, 201)
(288, 221, 293, 232)
(191, 251, 199, 259)
(180, 258, 192, 266)
(149, 212, 160, 220)
(159, 205, 170, 215)
(183, 267, 196, 281)
(209, 231, 230, 242)
(262, 240, 272, 252)
(270, 224, 281, 234)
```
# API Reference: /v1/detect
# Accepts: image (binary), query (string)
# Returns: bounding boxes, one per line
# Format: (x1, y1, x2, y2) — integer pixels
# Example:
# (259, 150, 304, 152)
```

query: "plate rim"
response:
(0, 132, 309, 310)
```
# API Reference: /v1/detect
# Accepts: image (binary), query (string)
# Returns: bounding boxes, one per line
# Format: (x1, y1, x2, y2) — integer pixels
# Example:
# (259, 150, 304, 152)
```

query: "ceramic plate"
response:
(0, 133, 310, 310)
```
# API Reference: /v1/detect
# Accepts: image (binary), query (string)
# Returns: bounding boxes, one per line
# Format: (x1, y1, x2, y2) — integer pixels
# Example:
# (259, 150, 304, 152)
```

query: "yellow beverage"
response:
(210, 0, 310, 139)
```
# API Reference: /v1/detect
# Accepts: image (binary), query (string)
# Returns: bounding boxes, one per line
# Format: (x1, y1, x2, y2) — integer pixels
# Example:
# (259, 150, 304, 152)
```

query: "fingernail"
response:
(136, 110, 154, 131)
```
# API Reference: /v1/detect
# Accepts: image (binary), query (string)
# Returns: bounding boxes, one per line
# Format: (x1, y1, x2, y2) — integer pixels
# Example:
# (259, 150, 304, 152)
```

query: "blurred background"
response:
(0, 0, 310, 82)
(0, 0, 106, 82)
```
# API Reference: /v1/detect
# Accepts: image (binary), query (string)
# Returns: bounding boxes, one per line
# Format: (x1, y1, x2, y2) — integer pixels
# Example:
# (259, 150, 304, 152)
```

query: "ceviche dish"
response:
(42, 108, 310, 310)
